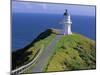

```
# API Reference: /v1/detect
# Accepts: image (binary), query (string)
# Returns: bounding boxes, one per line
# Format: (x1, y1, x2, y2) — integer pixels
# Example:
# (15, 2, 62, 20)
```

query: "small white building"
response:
(61, 9, 72, 35)
(51, 10, 72, 35)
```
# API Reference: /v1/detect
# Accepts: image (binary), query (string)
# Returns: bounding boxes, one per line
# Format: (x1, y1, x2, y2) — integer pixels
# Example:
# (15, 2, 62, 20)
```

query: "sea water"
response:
(12, 13, 96, 51)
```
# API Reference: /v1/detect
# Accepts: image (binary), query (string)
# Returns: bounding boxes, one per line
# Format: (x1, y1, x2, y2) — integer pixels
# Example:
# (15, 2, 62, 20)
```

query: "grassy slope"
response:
(43, 33, 96, 72)
(12, 29, 56, 70)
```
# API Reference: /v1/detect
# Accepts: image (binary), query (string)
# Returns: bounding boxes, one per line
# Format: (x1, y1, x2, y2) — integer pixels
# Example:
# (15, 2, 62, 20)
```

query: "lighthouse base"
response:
(64, 32, 72, 35)
(50, 28, 72, 35)
(63, 25, 72, 35)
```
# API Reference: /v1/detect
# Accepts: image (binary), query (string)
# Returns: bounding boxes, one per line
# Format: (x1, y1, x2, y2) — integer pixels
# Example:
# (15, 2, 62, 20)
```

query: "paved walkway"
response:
(31, 35, 62, 73)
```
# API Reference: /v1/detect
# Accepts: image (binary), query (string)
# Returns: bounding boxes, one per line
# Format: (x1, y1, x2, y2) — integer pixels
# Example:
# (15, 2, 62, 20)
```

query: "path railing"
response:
(11, 45, 44, 75)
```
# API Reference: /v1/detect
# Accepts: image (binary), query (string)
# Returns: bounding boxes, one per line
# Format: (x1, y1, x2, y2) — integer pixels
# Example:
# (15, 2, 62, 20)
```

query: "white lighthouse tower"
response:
(61, 9, 72, 35)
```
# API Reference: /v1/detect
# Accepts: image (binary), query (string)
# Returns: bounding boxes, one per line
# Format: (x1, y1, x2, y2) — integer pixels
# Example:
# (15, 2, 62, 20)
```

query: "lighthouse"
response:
(61, 9, 72, 35)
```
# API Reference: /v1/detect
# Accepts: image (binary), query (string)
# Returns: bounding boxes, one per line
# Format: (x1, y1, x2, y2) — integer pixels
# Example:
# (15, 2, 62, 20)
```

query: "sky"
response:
(12, 1, 95, 16)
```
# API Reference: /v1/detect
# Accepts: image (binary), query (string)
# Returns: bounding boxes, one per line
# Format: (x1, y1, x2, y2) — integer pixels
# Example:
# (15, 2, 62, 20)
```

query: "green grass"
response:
(12, 29, 56, 70)
(43, 33, 96, 72)
(22, 44, 45, 73)
(12, 29, 96, 72)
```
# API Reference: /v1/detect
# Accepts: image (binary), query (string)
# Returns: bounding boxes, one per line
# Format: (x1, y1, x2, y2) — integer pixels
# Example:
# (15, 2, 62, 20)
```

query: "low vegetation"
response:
(12, 29, 96, 72)
(43, 34, 96, 72)
(12, 29, 56, 70)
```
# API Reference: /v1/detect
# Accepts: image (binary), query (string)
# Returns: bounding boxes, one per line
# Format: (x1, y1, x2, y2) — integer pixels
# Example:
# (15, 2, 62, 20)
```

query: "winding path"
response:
(31, 35, 62, 73)
(11, 35, 62, 75)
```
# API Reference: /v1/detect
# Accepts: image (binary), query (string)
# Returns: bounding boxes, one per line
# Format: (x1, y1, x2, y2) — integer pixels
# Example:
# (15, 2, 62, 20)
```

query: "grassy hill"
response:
(12, 29, 96, 72)
(43, 33, 96, 72)
(12, 29, 56, 70)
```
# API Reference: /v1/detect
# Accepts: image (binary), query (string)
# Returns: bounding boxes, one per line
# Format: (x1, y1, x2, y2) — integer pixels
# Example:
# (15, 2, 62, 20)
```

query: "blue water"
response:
(12, 13, 96, 51)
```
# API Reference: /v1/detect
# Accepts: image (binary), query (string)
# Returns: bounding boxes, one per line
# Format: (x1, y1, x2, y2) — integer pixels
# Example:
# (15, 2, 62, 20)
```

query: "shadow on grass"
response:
(12, 29, 53, 70)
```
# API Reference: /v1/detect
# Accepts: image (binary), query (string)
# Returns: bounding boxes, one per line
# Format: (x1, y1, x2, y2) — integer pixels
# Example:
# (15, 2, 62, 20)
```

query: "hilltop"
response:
(43, 33, 96, 72)
(12, 29, 96, 72)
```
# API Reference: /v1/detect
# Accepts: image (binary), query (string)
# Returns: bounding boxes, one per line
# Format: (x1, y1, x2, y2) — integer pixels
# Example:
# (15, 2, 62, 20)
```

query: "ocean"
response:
(12, 13, 96, 51)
